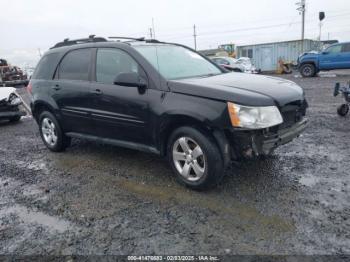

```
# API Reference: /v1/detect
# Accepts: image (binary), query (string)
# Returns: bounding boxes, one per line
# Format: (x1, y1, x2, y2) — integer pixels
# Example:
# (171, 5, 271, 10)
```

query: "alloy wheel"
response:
(41, 117, 58, 147)
(172, 137, 206, 182)
(302, 66, 312, 76)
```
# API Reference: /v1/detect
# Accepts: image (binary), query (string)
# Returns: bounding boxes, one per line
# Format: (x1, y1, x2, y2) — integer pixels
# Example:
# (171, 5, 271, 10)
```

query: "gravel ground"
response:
(0, 75, 349, 256)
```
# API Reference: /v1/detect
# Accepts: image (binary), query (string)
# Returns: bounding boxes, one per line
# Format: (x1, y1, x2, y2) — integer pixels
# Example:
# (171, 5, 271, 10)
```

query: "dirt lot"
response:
(0, 74, 349, 256)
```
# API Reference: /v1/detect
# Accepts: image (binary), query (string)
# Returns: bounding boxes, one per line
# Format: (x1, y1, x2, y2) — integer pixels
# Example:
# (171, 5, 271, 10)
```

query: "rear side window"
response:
(32, 53, 60, 80)
(58, 49, 91, 81)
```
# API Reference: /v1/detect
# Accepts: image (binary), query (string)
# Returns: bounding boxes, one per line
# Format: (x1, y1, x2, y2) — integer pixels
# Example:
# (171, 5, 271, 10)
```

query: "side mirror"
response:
(114, 72, 147, 88)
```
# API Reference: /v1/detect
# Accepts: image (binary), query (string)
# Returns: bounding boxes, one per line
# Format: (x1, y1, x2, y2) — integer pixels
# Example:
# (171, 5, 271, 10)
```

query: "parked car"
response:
(298, 42, 350, 77)
(211, 56, 260, 74)
(29, 36, 308, 189)
(236, 57, 260, 74)
(0, 87, 26, 122)
(211, 57, 245, 72)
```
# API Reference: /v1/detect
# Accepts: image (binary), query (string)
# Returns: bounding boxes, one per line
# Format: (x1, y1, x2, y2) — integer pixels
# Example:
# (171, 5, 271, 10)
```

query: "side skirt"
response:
(65, 132, 160, 155)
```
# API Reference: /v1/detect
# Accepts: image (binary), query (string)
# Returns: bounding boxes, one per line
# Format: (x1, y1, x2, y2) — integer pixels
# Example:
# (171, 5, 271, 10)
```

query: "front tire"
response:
(167, 126, 224, 190)
(337, 104, 349, 116)
(300, 63, 316, 77)
(39, 111, 71, 152)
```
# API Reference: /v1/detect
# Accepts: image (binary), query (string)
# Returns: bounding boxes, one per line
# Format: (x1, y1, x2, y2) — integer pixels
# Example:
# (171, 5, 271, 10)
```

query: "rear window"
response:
(58, 49, 91, 81)
(32, 53, 60, 80)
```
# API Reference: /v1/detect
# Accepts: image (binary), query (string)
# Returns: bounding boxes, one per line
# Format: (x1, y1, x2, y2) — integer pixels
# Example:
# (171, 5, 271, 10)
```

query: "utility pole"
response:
(149, 28, 153, 39)
(296, 0, 306, 52)
(193, 24, 197, 50)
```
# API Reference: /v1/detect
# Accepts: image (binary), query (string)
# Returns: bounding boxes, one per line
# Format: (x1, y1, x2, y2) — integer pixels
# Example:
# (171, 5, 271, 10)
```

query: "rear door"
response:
(52, 48, 95, 134)
(89, 47, 152, 145)
(319, 44, 342, 69)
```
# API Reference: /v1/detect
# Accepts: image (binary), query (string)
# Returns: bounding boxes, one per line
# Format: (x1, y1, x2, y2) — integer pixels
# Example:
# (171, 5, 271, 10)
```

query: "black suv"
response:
(29, 36, 308, 189)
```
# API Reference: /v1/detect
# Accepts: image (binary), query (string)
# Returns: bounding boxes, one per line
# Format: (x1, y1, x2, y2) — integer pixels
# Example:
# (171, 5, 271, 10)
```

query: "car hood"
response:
(0, 87, 16, 101)
(167, 73, 304, 107)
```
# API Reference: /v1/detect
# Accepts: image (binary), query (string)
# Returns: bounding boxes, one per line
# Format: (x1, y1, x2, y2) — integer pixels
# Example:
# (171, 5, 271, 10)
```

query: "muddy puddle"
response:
(0, 204, 72, 233)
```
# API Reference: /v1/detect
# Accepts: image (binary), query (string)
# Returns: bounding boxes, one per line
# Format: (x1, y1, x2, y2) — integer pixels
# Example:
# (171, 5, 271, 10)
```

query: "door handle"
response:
(91, 89, 103, 95)
(52, 84, 61, 91)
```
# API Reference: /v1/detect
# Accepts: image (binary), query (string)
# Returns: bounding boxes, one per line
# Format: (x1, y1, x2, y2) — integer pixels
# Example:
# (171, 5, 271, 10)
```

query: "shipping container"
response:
(236, 39, 321, 71)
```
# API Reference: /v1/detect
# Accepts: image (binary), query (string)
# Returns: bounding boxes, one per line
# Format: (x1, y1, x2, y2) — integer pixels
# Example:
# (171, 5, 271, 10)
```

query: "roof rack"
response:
(50, 35, 108, 49)
(108, 36, 146, 41)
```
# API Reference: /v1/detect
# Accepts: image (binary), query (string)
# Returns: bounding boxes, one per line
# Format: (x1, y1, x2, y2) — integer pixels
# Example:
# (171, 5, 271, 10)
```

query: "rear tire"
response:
(300, 63, 316, 77)
(39, 111, 71, 152)
(167, 126, 224, 190)
(337, 104, 349, 116)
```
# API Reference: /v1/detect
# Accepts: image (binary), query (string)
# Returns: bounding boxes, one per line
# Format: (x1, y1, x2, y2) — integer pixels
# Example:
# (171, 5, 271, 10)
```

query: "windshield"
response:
(134, 45, 222, 80)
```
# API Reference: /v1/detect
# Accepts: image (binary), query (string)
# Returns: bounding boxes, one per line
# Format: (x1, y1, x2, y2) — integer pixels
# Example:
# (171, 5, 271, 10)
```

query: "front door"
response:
(319, 44, 342, 70)
(90, 48, 152, 145)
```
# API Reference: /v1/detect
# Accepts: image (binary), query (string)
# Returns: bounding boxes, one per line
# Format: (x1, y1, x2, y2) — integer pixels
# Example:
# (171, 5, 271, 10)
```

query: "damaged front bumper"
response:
(0, 110, 26, 119)
(226, 118, 308, 159)
(0, 91, 27, 120)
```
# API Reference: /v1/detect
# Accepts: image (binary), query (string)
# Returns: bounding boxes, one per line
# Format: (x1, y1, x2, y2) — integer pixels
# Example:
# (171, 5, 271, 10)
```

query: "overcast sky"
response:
(1, 0, 349, 67)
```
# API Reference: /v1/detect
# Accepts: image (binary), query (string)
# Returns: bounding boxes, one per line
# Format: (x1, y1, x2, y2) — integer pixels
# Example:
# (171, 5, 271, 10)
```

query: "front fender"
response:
(299, 55, 320, 69)
(160, 92, 230, 128)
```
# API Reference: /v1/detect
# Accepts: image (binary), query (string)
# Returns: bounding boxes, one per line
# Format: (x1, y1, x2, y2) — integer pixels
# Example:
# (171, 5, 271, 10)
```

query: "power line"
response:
(155, 13, 350, 41)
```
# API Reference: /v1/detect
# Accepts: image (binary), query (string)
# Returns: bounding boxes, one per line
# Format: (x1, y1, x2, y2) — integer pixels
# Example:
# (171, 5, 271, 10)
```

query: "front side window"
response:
(58, 49, 91, 81)
(326, 45, 342, 54)
(96, 48, 141, 84)
(134, 45, 222, 80)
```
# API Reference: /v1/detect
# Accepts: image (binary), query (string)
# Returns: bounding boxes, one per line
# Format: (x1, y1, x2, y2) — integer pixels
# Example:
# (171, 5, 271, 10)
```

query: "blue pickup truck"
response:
(298, 42, 350, 77)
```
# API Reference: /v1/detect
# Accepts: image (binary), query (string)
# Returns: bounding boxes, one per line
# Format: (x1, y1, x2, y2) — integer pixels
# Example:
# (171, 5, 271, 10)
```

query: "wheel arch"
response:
(300, 60, 318, 71)
(157, 112, 230, 169)
(32, 100, 57, 123)
(157, 113, 214, 157)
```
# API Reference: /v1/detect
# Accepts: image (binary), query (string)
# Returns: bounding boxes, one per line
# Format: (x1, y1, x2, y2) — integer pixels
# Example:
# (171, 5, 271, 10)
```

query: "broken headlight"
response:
(8, 93, 22, 106)
(227, 102, 283, 129)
